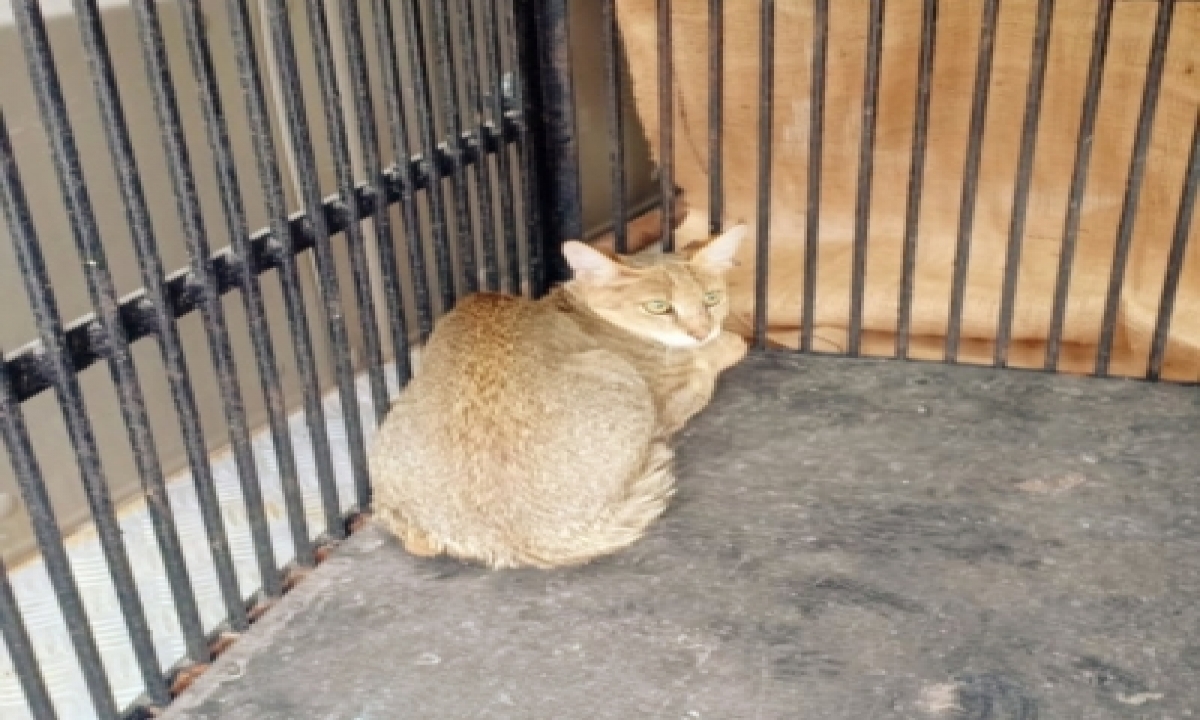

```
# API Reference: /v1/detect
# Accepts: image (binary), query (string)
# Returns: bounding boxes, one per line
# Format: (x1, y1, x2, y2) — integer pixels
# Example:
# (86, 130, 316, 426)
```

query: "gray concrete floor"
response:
(162, 353, 1200, 719)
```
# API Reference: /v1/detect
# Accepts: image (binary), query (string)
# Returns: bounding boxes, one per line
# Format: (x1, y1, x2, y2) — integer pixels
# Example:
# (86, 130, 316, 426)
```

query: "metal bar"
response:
(709, 0, 724, 235)
(1147, 114, 1200, 381)
(510, 1, 547, 295)
(1096, 0, 1176, 377)
(753, 0, 775, 350)
(658, 0, 675, 251)
(481, 0, 522, 293)
(72, 0, 249, 637)
(430, 0, 482, 294)
(526, 0, 580, 287)
(457, 0, 503, 290)
(604, 0, 629, 253)
(261, 0, 371, 513)
(0, 552, 56, 720)
(176, 0, 313, 568)
(10, 0, 179, 704)
(0, 125, 517, 405)
(401, 0, 460, 309)
(302, 0, 389, 433)
(337, 0, 414, 389)
(801, 0, 828, 353)
(945, 0, 1000, 363)
(1045, 0, 1114, 371)
(368, 0, 434, 340)
(130, 0, 282, 598)
(996, 0, 1055, 367)
(849, 0, 885, 357)
(897, 0, 937, 360)
(224, 0, 345, 539)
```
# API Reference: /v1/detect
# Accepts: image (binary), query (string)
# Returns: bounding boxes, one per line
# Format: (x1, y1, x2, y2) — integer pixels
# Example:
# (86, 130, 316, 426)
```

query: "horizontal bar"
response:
(2, 121, 520, 405)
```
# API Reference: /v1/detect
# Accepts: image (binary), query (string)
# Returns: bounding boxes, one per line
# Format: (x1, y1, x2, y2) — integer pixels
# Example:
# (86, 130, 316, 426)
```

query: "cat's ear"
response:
(692, 224, 747, 271)
(562, 240, 623, 284)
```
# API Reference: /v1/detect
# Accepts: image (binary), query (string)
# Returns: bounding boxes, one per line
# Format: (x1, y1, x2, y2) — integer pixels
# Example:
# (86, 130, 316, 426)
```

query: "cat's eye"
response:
(642, 300, 673, 315)
(703, 291, 724, 307)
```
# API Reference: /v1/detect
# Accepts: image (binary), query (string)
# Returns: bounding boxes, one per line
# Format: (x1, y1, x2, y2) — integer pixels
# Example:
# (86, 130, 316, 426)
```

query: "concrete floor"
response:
(162, 353, 1200, 719)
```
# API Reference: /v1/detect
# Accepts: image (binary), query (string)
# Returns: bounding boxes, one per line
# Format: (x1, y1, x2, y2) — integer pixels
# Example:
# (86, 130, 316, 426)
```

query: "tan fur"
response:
(369, 228, 749, 569)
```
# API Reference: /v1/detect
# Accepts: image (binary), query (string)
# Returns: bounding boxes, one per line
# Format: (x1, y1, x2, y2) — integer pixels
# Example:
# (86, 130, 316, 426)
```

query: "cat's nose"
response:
(685, 325, 711, 341)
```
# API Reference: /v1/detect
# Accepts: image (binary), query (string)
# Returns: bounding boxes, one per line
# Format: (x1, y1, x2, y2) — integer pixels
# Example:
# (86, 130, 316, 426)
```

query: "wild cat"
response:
(368, 225, 748, 569)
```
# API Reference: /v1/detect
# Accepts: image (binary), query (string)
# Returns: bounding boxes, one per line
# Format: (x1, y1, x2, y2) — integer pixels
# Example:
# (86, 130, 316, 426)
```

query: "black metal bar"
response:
(0, 342, 114, 718)
(72, 0, 249, 638)
(301, 0, 389, 434)
(1147, 114, 1200, 381)
(338, 0, 414, 389)
(368, 0, 434, 340)
(604, 0, 629, 253)
(481, 0, 522, 293)
(457, 0, 503, 290)
(1045, 0, 1114, 371)
(527, 0, 580, 287)
(945, 0, 999, 363)
(402, 0, 460, 309)
(261, 0, 371, 513)
(1096, 0, 1176, 377)
(995, 0, 1055, 367)
(801, 0, 828, 353)
(176, 0, 314, 569)
(849, 0, 885, 357)
(753, 0, 775, 350)
(709, 0, 724, 235)
(658, 0, 675, 251)
(430, 0, 482, 294)
(0, 125, 517, 406)
(10, 0, 179, 704)
(224, 0, 345, 539)
(130, 0, 283, 599)
(897, 0, 937, 360)
(0, 552, 56, 720)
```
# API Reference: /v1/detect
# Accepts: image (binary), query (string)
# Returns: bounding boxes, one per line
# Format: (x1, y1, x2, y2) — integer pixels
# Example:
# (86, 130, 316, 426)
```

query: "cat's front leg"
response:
(701, 331, 748, 374)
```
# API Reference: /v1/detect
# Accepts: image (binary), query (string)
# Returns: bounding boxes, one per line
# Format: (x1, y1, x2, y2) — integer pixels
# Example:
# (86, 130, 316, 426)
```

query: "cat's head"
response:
(562, 225, 747, 348)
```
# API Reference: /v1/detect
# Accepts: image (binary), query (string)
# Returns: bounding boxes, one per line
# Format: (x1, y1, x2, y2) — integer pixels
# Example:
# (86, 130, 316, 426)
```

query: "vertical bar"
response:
(480, 0, 522, 293)
(368, 0, 434, 341)
(1045, 0, 1114, 371)
(1095, 0, 1176, 377)
(603, 0, 629, 253)
(337, 0, 414, 387)
(0, 552, 56, 720)
(71, 0, 250, 636)
(995, 0, 1055, 368)
(801, 0, 828, 353)
(11, 0, 178, 704)
(430, 0, 482, 294)
(897, 0, 937, 360)
(945, 0, 1000, 363)
(753, 0, 775, 351)
(299, 0, 389, 432)
(457, 0, 503, 290)
(129, 0, 282, 598)
(1147, 114, 1200, 381)
(709, 0, 724, 235)
(401, 0, 460, 309)
(658, 0, 675, 250)
(526, 0, 580, 287)
(260, 0, 371, 511)
(848, 0, 885, 357)
(0, 349, 114, 718)
(224, 0, 345, 539)
(176, 0, 314, 567)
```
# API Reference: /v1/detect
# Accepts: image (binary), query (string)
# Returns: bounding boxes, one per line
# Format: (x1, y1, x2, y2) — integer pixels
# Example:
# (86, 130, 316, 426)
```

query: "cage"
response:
(0, 0, 1197, 718)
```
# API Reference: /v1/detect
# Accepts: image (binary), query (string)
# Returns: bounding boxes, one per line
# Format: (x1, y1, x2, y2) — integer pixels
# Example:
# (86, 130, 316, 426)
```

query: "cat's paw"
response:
(403, 528, 441, 558)
(710, 331, 748, 370)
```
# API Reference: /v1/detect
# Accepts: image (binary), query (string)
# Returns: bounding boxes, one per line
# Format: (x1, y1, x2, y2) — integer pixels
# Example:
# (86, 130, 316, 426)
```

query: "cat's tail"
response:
(519, 443, 676, 569)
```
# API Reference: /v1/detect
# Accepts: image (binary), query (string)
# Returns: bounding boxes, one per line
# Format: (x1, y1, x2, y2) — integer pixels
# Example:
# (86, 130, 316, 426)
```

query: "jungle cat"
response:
(369, 225, 748, 569)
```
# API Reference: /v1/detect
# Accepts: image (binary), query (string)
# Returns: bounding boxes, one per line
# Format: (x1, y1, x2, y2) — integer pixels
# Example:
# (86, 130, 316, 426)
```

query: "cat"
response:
(368, 225, 748, 569)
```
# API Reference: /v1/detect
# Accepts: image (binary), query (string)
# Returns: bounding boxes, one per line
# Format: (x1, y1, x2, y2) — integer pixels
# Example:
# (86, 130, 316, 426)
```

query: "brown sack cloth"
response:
(613, 0, 1199, 379)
